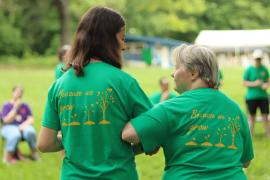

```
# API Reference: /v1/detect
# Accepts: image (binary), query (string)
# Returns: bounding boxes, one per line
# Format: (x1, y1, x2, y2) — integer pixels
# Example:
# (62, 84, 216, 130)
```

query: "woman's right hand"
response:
(253, 79, 262, 87)
(14, 99, 22, 109)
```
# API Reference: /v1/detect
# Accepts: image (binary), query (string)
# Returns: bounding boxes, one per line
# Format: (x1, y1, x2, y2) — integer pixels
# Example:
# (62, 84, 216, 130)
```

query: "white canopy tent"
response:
(195, 30, 270, 52)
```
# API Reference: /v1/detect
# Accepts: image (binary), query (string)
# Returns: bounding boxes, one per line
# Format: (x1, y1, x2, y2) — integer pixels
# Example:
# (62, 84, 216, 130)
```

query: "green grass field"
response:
(0, 65, 270, 180)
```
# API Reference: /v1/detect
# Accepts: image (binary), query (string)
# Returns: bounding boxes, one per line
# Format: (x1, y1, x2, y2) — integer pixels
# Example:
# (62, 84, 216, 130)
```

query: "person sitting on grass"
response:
(122, 44, 254, 180)
(1, 85, 38, 164)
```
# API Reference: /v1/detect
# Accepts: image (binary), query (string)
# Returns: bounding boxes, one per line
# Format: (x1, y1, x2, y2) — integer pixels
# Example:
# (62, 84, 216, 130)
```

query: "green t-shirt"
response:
(217, 69, 223, 88)
(131, 88, 254, 180)
(243, 65, 269, 100)
(150, 91, 177, 105)
(42, 62, 152, 180)
(55, 63, 65, 79)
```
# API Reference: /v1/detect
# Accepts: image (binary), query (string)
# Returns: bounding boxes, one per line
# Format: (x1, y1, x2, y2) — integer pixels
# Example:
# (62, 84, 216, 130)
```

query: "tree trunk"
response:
(52, 0, 70, 45)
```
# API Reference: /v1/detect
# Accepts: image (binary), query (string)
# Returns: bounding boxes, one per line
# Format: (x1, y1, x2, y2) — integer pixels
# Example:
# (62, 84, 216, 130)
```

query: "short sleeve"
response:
(128, 80, 152, 117)
(130, 105, 169, 153)
(150, 93, 160, 105)
(243, 68, 250, 81)
(42, 84, 60, 131)
(240, 111, 254, 163)
(265, 67, 269, 79)
(218, 70, 223, 80)
(55, 64, 64, 79)
(1, 103, 12, 119)
(169, 92, 177, 99)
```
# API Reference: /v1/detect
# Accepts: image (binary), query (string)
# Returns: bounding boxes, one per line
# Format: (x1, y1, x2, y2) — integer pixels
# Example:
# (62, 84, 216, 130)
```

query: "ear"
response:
(190, 71, 199, 81)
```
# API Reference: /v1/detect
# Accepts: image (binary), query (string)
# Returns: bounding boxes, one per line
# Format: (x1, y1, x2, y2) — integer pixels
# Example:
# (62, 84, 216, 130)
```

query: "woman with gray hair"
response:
(122, 44, 254, 179)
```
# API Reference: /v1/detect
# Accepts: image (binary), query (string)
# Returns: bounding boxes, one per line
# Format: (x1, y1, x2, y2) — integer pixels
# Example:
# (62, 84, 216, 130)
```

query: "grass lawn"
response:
(0, 65, 270, 179)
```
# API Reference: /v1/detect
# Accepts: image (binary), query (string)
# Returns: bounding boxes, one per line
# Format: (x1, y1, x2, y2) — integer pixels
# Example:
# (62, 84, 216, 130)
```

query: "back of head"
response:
(172, 44, 219, 88)
(58, 45, 71, 62)
(66, 7, 125, 76)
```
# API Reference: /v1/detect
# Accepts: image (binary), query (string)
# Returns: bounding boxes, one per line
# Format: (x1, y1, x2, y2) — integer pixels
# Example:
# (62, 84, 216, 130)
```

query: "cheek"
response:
(173, 70, 190, 93)
(121, 41, 126, 50)
(117, 39, 125, 51)
(173, 71, 181, 84)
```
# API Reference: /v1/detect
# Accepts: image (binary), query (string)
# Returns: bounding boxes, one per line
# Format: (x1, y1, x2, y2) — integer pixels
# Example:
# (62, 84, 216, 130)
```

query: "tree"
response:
(96, 88, 115, 124)
(0, 0, 60, 56)
(52, 0, 70, 45)
(2, 0, 270, 57)
(122, 0, 206, 42)
(228, 117, 240, 149)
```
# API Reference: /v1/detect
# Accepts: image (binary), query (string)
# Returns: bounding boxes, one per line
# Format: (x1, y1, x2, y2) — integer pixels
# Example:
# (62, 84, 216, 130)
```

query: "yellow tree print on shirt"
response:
(215, 127, 227, 147)
(201, 134, 213, 146)
(84, 104, 95, 125)
(228, 117, 240, 149)
(96, 88, 115, 124)
(185, 137, 198, 146)
(62, 114, 80, 126)
(62, 118, 68, 126)
(69, 113, 80, 126)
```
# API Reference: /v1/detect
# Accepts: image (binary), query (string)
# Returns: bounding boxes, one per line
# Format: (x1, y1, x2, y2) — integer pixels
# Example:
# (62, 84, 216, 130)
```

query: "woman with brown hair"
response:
(38, 7, 151, 180)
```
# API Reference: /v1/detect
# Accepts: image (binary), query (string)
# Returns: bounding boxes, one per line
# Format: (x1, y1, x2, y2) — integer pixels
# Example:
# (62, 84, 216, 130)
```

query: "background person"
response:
(55, 45, 71, 79)
(38, 7, 152, 180)
(243, 49, 270, 138)
(217, 69, 223, 88)
(150, 77, 177, 105)
(1, 85, 38, 164)
(122, 44, 254, 180)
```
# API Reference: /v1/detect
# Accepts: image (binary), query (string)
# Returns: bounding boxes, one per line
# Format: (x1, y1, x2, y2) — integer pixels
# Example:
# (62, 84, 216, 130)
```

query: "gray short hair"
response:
(172, 44, 219, 88)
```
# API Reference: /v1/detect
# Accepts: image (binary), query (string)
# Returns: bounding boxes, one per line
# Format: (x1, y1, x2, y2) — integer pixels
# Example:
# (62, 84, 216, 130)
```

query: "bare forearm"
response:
(20, 116, 34, 127)
(243, 161, 251, 168)
(243, 81, 257, 87)
(39, 137, 63, 152)
(38, 127, 64, 153)
(122, 123, 140, 144)
(3, 108, 17, 123)
(46, 138, 63, 152)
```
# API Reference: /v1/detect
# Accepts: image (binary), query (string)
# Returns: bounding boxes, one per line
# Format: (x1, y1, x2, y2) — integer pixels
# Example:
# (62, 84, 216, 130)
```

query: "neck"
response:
(254, 60, 262, 67)
(11, 99, 17, 104)
(190, 79, 209, 90)
(162, 89, 169, 93)
(90, 58, 102, 63)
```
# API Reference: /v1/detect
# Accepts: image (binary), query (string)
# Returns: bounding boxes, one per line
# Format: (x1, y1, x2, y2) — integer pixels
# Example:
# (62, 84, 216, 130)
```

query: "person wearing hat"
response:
(243, 49, 270, 138)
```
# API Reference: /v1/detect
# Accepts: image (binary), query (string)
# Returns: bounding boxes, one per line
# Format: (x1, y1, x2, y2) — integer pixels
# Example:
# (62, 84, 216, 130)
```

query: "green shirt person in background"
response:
(122, 44, 254, 180)
(243, 49, 270, 138)
(217, 69, 223, 88)
(55, 45, 71, 79)
(150, 77, 177, 105)
(38, 7, 152, 180)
